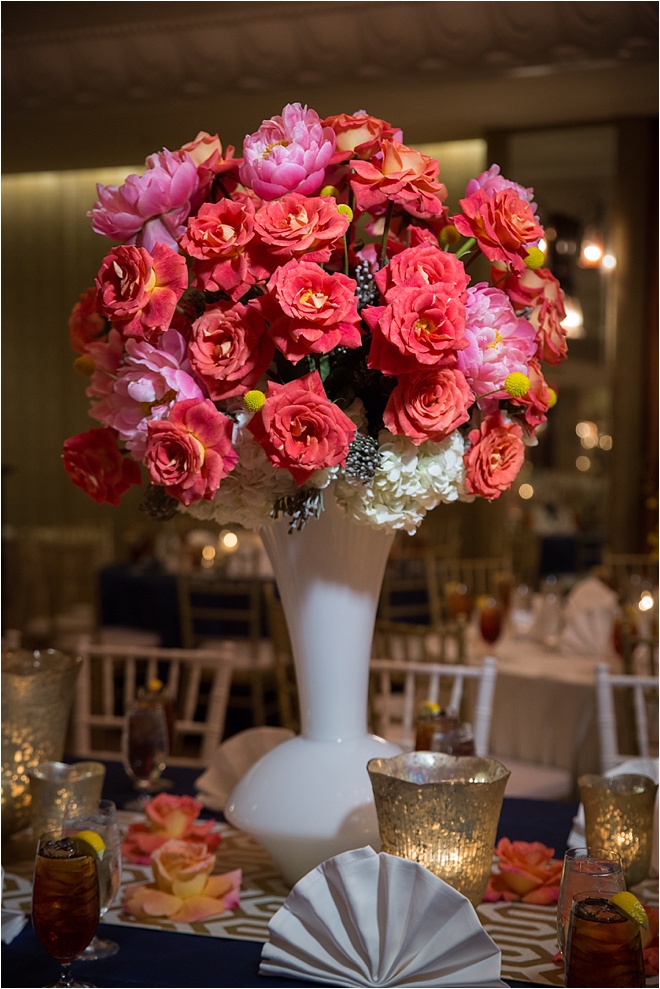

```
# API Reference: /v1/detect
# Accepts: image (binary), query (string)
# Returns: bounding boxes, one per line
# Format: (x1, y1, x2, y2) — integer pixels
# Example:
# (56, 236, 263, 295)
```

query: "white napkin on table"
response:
(260, 846, 506, 987)
(568, 758, 659, 877)
(1, 867, 27, 945)
(195, 726, 294, 812)
(560, 576, 619, 656)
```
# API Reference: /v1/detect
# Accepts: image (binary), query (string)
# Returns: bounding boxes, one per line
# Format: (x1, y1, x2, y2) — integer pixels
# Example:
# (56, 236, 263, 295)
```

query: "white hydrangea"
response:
(334, 429, 468, 535)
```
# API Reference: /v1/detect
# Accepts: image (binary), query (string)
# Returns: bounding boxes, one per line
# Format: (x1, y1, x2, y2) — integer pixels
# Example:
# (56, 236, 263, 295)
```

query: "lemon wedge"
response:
(418, 700, 440, 716)
(74, 829, 106, 861)
(610, 891, 649, 929)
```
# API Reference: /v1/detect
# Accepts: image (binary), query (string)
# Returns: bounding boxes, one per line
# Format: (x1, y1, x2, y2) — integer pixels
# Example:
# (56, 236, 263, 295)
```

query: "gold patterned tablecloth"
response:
(3, 814, 658, 988)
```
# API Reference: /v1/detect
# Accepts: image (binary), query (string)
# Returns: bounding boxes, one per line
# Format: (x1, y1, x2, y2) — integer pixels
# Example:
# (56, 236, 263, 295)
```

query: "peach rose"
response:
(144, 398, 238, 505)
(498, 266, 568, 365)
(484, 838, 563, 905)
(95, 243, 188, 341)
(383, 368, 473, 445)
(247, 371, 356, 484)
(463, 411, 525, 499)
(189, 300, 275, 400)
(322, 110, 402, 163)
(254, 193, 349, 263)
(350, 140, 447, 220)
(123, 838, 241, 924)
(454, 188, 544, 273)
(121, 794, 221, 865)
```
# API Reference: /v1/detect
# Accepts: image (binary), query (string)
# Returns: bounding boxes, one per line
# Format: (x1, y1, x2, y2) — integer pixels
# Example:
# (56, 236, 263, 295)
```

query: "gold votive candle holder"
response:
(579, 773, 658, 887)
(367, 752, 510, 906)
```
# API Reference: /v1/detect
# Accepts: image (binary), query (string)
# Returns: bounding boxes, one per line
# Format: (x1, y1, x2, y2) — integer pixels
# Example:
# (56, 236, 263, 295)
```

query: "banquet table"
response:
(4, 759, 657, 989)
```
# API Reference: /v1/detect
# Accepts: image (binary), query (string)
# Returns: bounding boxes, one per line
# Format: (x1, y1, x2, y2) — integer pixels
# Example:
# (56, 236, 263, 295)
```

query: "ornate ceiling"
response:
(3, 1, 658, 172)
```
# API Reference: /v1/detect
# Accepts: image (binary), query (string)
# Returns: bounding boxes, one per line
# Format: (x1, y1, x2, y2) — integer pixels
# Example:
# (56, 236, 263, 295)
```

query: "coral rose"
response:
(188, 300, 275, 400)
(62, 427, 142, 505)
(383, 368, 473, 445)
(322, 110, 402, 163)
(69, 287, 106, 354)
(240, 102, 336, 200)
(264, 259, 362, 364)
(121, 794, 220, 865)
(364, 284, 467, 376)
(254, 192, 349, 263)
(144, 398, 238, 505)
(454, 187, 544, 273)
(483, 838, 563, 905)
(95, 243, 188, 341)
(374, 242, 469, 301)
(123, 838, 241, 924)
(350, 140, 447, 220)
(463, 411, 525, 499)
(89, 149, 201, 253)
(247, 371, 356, 484)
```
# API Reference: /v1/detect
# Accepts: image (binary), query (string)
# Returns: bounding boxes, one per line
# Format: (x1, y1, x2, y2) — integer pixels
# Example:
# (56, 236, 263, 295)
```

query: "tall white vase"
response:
(224, 492, 402, 885)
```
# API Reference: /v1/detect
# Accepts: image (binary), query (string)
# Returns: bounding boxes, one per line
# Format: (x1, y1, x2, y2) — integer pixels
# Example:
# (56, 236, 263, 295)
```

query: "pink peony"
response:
(350, 140, 447, 220)
(264, 259, 362, 364)
(69, 287, 106, 354)
(247, 371, 356, 484)
(123, 838, 241, 924)
(454, 187, 544, 273)
(188, 300, 275, 400)
(364, 284, 467, 376)
(498, 266, 568, 365)
(144, 398, 238, 505)
(457, 283, 537, 407)
(322, 110, 402, 163)
(121, 794, 221, 865)
(483, 838, 563, 905)
(465, 164, 537, 212)
(463, 411, 525, 500)
(62, 427, 142, 505)
(88, 149, 201, 253)
(374, 241, 469, 301)
(240, 103, 336, 200)
(95, 243, 188, 341)
(383, 368, 473, 445)
(253, 192, 349, 263)
(98, 328, 204, 459)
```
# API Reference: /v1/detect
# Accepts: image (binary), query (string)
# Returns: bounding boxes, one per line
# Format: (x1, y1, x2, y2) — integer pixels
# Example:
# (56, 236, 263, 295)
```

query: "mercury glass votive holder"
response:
(579, 773, 658, 887)
(367, 752, 510, 906)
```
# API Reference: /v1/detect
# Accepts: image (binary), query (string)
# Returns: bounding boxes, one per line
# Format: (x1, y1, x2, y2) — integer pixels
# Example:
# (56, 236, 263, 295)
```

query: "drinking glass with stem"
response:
(31, 829, 100, 987)
(121, 699, 169, 811)
(63, 799, 121, 960)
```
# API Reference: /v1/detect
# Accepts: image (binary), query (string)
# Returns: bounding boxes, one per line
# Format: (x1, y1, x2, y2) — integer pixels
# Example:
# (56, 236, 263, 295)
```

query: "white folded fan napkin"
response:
(260, 846, 506, 987)
(1, 910, 27, 945)
(195, 726, 294, 812)
(560, 576, 619, 656)
(567, 758, 659, 878)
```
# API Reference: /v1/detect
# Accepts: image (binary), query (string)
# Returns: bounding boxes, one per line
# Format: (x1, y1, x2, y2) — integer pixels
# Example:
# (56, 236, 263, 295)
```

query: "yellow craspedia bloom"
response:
(504, 372, 530, 398)
(337, 204, 353, 222)
(73, 355, 96, 377)
(524, 247, 545, 269)
(440, 224, 461, 247)
(547, 387, 558, 409)
(320, 185, 339, 199)
(243, 389, 266, 413)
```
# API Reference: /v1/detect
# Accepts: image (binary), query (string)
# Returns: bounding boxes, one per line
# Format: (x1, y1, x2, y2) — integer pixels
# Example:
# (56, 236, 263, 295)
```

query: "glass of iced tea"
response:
(32, 830, 100, 987)
(121, 700, 169, 810)
(556, 846, 625, 957)
(565, 892, 645, 987)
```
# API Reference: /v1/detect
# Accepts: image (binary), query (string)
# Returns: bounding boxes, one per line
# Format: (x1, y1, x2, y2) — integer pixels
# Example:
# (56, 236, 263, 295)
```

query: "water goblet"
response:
(565, 891, 645, 987)
(478, 596, 503, 646)
(556, 846, 625, 957)
(63, 800, 121, 960)
(121, 700, 169, 811)
(32, 829, 100, 987)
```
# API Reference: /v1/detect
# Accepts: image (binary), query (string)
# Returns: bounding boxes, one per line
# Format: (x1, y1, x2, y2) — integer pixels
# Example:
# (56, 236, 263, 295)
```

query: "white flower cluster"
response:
(334, 430, 470, 535)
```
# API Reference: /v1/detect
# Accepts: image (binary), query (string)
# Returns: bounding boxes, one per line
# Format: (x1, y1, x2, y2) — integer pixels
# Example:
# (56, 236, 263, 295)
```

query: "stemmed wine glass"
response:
(121, 700, 169, 811)
(32, 829, 100, 987)
(63, 800, 121, 960)
(478, 596, 503, 646)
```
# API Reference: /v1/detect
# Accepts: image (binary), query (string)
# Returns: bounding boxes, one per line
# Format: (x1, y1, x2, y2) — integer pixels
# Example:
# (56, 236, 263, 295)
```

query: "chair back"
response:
(372, 618, 465, 665)
(595, 663, 659, 773)
(177, 573, 263, 654)
(72, 639, 233, 766)
(263, 583, 299, 732)
(602, 551, 658, 602)
(369, 656, 497, 753)
(425, 554, 511, 625)
(378, 548, 431, 623)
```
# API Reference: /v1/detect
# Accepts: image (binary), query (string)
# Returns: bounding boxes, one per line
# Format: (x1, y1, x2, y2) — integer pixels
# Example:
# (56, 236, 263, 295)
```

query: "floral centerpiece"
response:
(63, 102, 567, 535)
